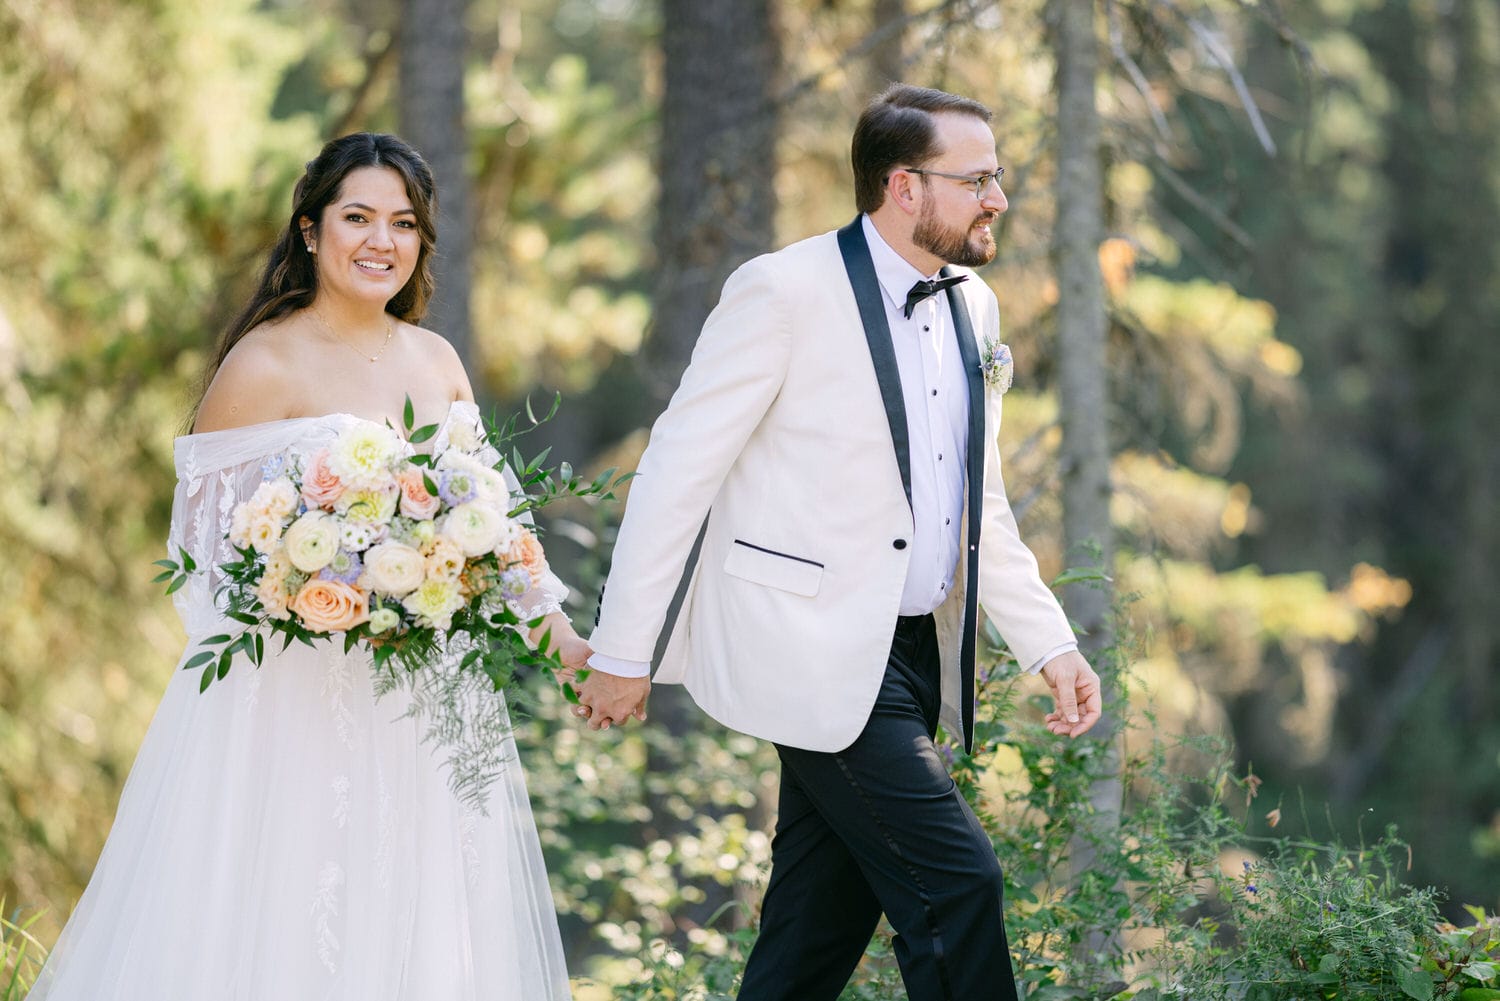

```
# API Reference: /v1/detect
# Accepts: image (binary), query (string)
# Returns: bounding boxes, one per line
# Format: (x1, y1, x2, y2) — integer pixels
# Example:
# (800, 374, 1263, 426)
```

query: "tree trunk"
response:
(398, 0, 473, 367)
(1047, 0, 1122, 963)
(870, 0, 906, 92)
(643, 0, 780, 937)
(645, 0, 779, 402)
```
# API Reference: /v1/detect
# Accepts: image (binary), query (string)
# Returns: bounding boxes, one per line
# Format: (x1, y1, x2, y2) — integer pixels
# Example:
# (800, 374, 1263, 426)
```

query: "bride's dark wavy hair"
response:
(198, 132, 439, 404)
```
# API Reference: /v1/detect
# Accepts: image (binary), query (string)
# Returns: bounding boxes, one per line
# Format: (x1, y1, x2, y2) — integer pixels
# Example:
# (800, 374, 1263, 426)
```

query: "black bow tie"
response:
(903, 274, 968, 318)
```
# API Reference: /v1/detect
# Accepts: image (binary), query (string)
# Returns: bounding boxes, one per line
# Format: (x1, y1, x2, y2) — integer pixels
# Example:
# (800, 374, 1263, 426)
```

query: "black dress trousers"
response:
(737, 614, 1019, 1001)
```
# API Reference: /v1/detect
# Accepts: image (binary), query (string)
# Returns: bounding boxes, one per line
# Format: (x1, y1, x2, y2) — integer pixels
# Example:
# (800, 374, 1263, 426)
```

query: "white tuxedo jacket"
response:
(590, 219, 1073, 752)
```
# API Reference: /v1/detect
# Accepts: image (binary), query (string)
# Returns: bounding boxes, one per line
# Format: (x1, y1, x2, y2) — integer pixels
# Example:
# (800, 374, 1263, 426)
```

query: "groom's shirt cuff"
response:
(1027, 642, 1079, 675)
(587, 651, 652, 678)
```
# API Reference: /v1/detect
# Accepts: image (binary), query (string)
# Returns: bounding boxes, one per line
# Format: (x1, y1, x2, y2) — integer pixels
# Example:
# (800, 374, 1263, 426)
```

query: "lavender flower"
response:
(438, 468, 478, 507)
(318, 549, 364, 585)
(499, 567, 532, 599)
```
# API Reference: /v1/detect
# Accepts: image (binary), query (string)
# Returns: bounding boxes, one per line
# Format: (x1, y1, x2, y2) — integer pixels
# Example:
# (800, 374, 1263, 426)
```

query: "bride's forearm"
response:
(528, 610, 576, 655)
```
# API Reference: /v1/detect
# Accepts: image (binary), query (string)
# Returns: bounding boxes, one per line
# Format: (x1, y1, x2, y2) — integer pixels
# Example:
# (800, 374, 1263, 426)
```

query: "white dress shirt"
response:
(589, 216, 1073, 678)
(862, 215, 969, 616)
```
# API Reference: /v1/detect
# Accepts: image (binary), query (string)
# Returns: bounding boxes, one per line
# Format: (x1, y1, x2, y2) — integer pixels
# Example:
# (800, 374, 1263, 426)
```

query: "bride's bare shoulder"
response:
(402, 322, 475, 403)
(193, 317, 312, 433)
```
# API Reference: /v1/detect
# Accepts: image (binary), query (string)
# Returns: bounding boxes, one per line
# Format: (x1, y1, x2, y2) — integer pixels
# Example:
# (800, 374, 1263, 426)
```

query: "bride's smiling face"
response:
(302, 166, 422, 308)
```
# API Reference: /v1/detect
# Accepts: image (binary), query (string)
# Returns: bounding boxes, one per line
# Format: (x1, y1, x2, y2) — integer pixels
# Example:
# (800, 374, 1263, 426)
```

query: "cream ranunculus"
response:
(282, 512, 340, 572)
(474, 467, 509, 507)
(229, 504, 253, 549)
(248, 511, 286, 555)
(256, 548, 296, 619)
(327, 424, 403, 490)
(402, 577, 466, 630)
(441, 502, 503, 557)
(250, 477, 299, 520)
(490, 514, 522, 556)
(423, 535, 466, 582)
(361, 541, 426, 597)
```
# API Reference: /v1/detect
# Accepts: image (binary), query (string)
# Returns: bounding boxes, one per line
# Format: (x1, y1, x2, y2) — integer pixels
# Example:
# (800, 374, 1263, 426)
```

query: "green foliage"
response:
(1, 901, 46, 999)
(1158, 838, 1440, 1000)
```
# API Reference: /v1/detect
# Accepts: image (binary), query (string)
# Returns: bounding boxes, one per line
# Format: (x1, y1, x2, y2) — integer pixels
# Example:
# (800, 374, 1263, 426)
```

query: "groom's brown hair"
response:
(852, 84, 993, 214)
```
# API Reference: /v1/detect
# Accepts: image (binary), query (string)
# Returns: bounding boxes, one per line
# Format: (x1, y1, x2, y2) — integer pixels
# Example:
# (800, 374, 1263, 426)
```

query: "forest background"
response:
(2, 0, 1498, 995)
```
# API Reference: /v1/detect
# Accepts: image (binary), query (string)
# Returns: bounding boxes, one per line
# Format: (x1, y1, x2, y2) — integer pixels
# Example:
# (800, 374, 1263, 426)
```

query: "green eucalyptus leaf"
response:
(408, 424, 438, 444)
(1051, 566, 1111, 587)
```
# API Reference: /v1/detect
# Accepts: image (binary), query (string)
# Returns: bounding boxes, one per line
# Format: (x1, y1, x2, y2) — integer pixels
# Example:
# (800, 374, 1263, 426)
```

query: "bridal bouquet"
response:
(158, 396, 626, 807)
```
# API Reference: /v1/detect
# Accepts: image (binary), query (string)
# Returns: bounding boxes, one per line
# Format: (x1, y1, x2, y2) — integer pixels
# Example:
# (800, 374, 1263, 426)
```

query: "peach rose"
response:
(397, 467, 441, 520)
(301, 448, 346, 510)
(506, 527, 549, 585)
(289, 579, 369, 633)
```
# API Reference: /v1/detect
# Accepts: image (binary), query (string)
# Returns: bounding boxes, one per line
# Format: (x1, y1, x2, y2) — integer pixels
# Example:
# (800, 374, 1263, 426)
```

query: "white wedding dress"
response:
(29, 401, 572, 1000)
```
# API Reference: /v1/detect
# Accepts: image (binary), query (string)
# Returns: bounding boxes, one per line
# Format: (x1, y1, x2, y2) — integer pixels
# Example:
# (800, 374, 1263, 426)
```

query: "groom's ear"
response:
(886, 169, 920, 216)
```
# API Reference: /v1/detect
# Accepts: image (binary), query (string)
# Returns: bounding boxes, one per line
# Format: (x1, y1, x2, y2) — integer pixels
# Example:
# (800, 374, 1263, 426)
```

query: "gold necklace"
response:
(312, 306, 395, 363)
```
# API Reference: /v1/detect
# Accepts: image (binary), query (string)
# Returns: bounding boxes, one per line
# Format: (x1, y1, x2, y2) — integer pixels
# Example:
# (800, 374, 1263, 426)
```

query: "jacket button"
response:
(893, 539, 907, 550)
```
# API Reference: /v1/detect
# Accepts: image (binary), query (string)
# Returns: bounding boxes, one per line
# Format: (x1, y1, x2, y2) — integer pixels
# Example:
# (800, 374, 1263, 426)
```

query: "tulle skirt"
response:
(28, 638, 571, 1000)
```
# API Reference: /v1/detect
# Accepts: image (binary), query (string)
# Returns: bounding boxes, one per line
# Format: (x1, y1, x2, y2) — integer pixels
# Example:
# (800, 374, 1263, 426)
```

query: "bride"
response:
(28, 133, 584, 999)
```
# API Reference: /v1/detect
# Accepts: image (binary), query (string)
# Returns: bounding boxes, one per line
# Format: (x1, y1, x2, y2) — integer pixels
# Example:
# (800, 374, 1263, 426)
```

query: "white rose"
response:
(361, 541, 426, 597)
(441, 502, 502, 558)
(282, 512, 340, 573)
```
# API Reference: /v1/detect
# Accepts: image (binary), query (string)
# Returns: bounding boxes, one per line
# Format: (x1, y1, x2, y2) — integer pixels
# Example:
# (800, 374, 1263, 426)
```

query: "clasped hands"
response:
(554, 639, 1098, 737)
(554, 636, 649, 731)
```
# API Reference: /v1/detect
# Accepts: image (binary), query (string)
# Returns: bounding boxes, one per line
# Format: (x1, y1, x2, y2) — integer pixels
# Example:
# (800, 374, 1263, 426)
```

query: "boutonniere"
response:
(980, 337, 1014, 393)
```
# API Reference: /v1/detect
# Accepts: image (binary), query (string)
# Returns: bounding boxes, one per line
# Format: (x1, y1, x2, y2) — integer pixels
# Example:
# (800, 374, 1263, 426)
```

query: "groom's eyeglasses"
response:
(905, 167, 1006, 199)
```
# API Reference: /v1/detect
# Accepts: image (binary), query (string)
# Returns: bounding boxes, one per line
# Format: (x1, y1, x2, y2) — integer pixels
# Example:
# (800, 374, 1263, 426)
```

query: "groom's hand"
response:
(1039, 650, 1102, 738)
(575, 671, 650, 731)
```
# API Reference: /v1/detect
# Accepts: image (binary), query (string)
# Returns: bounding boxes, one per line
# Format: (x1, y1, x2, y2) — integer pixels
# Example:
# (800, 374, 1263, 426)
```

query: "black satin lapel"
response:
(943, 268, 985, 751)
(838, 218, 913, 513)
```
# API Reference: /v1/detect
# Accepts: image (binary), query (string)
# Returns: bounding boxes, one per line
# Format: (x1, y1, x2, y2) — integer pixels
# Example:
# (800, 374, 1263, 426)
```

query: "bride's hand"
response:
(554, 634, 592, 686)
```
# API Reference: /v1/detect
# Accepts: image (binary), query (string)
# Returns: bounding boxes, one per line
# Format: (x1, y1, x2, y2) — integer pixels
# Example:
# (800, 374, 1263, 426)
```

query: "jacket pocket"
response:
(724, 539, 824, 598)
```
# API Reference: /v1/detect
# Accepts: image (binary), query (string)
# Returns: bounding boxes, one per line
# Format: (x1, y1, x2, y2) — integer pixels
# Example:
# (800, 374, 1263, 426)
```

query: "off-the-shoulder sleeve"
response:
(169, 419, 341, 637)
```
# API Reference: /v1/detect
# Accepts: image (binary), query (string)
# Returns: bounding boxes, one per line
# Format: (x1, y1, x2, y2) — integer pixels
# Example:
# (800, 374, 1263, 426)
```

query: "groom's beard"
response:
(913, 201, 998, 268)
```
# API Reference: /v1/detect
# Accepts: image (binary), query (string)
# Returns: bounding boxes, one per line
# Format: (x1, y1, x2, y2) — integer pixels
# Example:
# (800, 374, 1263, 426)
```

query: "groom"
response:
(579, 84, 1102, 1001)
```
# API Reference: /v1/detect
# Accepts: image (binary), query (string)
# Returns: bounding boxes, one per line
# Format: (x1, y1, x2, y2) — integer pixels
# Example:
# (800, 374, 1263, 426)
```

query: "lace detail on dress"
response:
(321, 643, 357, 751)
(374, 766, 395, 892)
(331, 775, 351, 830)
(310, 861, 344, 974)
(240, 669, 262, 713)
(460, 808, 481, 883)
